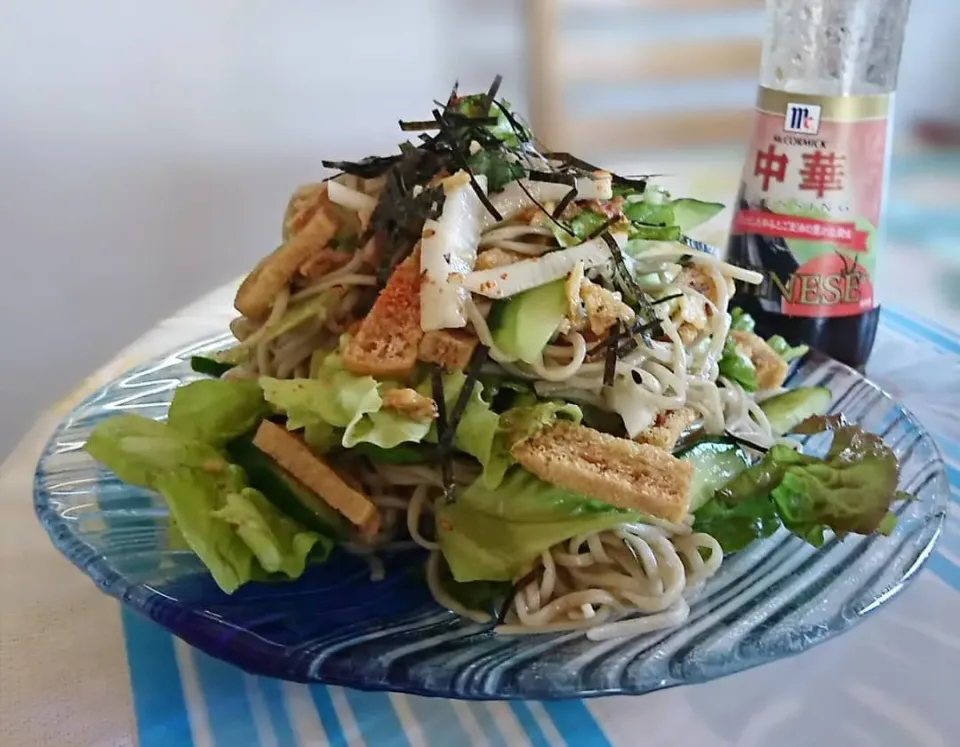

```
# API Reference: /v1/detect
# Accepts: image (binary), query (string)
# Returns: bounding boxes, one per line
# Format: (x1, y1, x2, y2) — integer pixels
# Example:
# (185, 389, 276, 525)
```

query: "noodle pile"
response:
(217, 99, 777, 640)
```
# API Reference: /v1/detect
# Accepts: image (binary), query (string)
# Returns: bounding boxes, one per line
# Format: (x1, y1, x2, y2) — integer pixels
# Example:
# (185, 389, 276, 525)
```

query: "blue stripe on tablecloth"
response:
(121, 610, 195, 747)
(470, 705, 509, 747)
(541, 700, 614, 747)
(403, 694, 475, 747)
(882, 307, 960, 356)
(119, 308, 959, 746)
(509, 702, 551, 747)
(193, 649, 260, 746)
(342, 688, 412, 747)
(259, 677, 298, 746)
(309, 687, 347, 747)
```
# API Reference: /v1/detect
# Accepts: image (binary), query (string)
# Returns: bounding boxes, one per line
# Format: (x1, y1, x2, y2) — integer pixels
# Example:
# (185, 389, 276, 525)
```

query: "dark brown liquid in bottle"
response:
(729, 293, 879, 372)
(727, 201, 880, 372)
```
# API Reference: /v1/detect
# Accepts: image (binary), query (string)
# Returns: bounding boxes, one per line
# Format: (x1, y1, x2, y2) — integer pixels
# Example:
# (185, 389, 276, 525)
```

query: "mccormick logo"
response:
(784, 102, 822, 135)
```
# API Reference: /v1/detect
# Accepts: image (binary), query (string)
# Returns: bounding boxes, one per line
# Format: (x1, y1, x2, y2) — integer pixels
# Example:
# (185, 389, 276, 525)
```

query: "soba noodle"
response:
(220, 167, 775, 641)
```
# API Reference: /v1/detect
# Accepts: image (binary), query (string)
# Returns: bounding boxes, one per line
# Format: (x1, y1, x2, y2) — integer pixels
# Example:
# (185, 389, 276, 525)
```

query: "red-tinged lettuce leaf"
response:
(698, 415, 908, 551)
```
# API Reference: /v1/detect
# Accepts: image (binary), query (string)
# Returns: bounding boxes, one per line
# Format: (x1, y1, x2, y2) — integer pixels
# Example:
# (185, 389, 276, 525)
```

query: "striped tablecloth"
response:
(2, 154, 959, 747)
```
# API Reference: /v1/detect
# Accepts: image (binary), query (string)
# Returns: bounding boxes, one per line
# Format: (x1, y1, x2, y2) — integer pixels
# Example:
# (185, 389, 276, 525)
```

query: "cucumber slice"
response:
(671, 198, 725, 232)
(190, 355, 234, 378)
(760, 386, 832, 435)
(225, 435, 348, 539)
(489, 279, 567, 364)
(677, 438, 751, 512)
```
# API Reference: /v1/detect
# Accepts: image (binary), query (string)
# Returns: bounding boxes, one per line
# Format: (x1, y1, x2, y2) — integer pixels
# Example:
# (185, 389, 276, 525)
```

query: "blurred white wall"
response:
(0, 0, 445, 458)
(0, 0, 957, 459)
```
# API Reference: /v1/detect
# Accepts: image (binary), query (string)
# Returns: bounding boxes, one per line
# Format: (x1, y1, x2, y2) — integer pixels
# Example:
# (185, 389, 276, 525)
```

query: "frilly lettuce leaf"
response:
(167, 379, 269, 445)
(260, 352, 432, 450)
(85, 414, 330, 593)
(695, 415, 907, 552)
(212, 487, 327, 578)
(482, 401, 583, 488)
(437, 469, 635, 582)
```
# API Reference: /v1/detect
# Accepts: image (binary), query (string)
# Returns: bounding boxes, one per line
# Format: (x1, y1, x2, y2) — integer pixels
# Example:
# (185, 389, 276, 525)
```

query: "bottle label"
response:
(728, 87, 892, 318)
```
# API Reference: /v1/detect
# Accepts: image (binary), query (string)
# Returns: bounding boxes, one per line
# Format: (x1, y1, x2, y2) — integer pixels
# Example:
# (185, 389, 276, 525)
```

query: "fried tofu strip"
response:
(342, 248, 423, 379)
(236, 204, 339, 319)
(634, 406, 699, 452)
(417, 329, 479, 371)
(512, 421, 693, 523)
(253, 421, 380, 536)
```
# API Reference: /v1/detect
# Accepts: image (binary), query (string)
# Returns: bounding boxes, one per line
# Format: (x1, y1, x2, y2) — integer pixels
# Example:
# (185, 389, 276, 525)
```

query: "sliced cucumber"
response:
(190, 355, 234, 378)
(489, 279, 567, 364)
(225, 435, 348, 539)
(671, 198, 725, 232)
(677, 438, 751, 512)
(760, 386, 832, 435)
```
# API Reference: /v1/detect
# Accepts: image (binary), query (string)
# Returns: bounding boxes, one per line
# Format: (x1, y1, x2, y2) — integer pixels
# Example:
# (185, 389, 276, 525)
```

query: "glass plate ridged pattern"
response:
(34, 333, 949, 699)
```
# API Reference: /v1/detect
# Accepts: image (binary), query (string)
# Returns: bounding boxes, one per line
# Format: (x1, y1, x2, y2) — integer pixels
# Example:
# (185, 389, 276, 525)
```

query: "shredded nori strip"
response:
(398, 119, 441, 132)
(494, 567, 540, 626)
(430, 109, 504, 221)
(440, 345, 490, 451)
(321, 155, 401, 180)
(544, 151, 602, 175)
(515, 178, 575, 236)
(652, 292, 684, 306)
(526, 170, 576, 186)
(603, 322, 622, 388)
(492, 99, 533, 146)
(584, 216, 622, 243)
(552, 186, 578, 220)
(721, 431, 771, 454)
(430, 366, 456, 500)
(483, 74, 503, 110)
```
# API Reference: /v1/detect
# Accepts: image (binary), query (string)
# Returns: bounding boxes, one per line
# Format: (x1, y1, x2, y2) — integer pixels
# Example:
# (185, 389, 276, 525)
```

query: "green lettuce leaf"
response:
(86, 414, 329, 593)
(696, 416, 906, 551)
(482, 401, 583, 488)
(212, 487, 329, 577)
(692, 493, 781, 552)
(437, 469, 633, 582)
(261, 353, 432, 450)
(167, 379, 269, 445)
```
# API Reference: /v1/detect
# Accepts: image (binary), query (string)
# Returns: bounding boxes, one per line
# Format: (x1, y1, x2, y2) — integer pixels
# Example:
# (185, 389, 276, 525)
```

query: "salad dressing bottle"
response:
(726, 0, 913, 370)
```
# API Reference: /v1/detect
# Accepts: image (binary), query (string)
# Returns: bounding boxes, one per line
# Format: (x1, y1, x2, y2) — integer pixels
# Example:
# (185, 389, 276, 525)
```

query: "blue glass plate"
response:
(34, 333, 948, 699)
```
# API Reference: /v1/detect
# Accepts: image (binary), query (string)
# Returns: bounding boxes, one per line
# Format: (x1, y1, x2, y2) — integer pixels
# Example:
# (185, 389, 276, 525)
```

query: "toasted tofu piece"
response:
(475, 247, 526, 271)
(381, 388, 438, 423)
(298, 248, 354, 281)
(343, 249, 423, 379)
(417, 329, 479, 371)
(236, 207, 339, 319)
(283, 183, 328, 240)
(635, 406, 699, 451)
(731, 330, 789, 390)
(580, 279, 635, 336)
(512, 421, 693, 523)
(253, 421, 381, 534)
(676, 265, 735, 308)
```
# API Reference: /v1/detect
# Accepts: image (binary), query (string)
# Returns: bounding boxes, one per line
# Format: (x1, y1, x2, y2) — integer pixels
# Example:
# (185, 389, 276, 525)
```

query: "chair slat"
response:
(563, 109, 752, 151)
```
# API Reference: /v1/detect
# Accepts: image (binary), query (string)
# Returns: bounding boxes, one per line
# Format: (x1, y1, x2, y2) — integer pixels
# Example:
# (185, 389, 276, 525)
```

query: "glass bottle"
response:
(726, 0, 913, 370)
